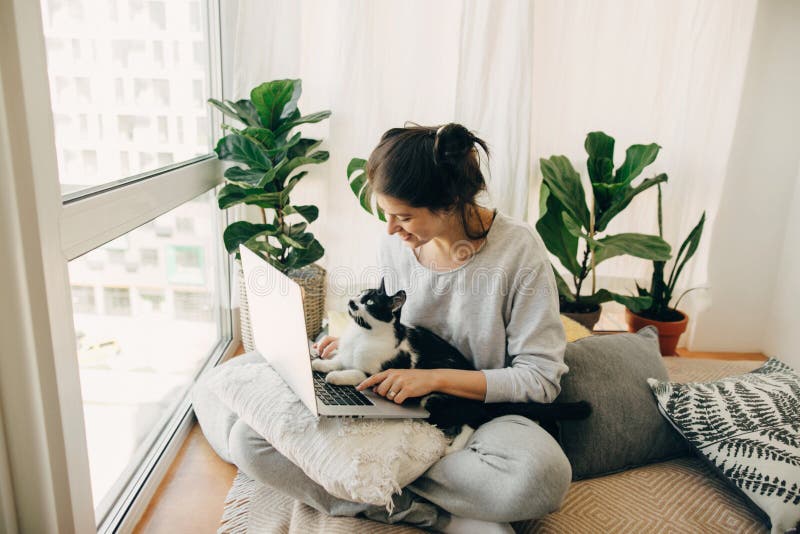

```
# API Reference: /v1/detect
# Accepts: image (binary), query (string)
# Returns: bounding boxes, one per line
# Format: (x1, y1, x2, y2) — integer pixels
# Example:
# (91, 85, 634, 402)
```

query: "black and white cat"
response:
(311, 278, 591, 451)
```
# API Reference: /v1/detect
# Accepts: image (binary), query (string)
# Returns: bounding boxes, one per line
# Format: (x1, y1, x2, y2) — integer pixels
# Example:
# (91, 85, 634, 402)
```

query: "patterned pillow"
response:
(648, 358, 800, 534)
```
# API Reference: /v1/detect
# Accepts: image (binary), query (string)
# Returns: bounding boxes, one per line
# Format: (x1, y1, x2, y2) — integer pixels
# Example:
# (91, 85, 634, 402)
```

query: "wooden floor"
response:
(133, 341, 767, 533)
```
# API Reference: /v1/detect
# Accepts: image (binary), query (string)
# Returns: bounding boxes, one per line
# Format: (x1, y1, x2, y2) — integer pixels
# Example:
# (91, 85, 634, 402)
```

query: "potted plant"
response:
(625, 183, 706, 355)
(208, 79, 331, 343)
(537, 131, 673, 330)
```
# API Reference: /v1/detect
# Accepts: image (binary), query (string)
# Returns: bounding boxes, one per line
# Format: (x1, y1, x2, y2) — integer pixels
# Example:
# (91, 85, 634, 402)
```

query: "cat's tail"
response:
(484, 400, 592, 421)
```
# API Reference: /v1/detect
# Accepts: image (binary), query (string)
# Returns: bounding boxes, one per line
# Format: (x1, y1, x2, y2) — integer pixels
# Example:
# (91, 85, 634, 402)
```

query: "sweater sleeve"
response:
(481, 256, 569, 404)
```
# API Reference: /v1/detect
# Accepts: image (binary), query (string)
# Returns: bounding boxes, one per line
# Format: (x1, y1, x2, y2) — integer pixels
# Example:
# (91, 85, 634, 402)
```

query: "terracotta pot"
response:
(561, 306, 602, 332)
(624, 308, 689, 356)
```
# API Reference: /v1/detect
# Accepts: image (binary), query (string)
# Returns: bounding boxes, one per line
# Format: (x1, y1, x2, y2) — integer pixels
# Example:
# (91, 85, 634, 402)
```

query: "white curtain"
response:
(229, 0, 758, 348)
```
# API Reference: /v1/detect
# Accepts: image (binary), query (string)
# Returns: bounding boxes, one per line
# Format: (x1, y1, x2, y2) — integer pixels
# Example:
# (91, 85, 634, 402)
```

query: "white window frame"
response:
(0, 0, 240, 532)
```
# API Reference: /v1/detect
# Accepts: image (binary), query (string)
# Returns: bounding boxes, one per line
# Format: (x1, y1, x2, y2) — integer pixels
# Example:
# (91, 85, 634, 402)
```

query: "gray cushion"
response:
(554, 325, 691, 480)
(191, 352, 264, 463)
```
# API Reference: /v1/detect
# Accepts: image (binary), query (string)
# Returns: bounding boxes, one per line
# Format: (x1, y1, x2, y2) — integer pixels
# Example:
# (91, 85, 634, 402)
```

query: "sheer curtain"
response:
(230, 0, 535, 310)
(229, 0, 758, 347)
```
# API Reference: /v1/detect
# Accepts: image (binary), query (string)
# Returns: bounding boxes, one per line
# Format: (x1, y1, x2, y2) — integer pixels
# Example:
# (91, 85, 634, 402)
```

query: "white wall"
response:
(762, 162, 800, 368)
(690, 0, 800, 356)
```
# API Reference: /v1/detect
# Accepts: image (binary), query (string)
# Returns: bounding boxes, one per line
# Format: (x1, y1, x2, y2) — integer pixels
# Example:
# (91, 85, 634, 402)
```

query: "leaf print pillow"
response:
(648, 358, 799, 534)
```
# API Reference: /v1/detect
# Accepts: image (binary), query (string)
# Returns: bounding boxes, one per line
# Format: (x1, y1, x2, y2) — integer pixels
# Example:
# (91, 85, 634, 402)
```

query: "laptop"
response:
(239, 244, 429, 419)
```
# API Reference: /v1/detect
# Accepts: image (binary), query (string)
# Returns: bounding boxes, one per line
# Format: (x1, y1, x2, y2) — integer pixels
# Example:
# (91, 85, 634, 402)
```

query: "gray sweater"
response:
(377, 211, 569, 404)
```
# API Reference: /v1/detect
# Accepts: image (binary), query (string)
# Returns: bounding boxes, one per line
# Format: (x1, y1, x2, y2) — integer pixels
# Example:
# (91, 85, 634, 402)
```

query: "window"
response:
(174, 290, 213, 322)
(10, 0, 235, 531)
(42, 0, 214, 199)
(72, 285, 97, 314)
(70, 191, 223, 511)
(167, 245, 205, 286)
(176, 216, 195, 234)
(140, 248, 159, 267)
(103, 287, 132, 316)
(138, 288, 165, 312)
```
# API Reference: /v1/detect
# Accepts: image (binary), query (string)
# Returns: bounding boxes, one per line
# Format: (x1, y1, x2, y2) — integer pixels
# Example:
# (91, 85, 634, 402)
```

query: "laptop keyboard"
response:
(312, 371, 374, 406)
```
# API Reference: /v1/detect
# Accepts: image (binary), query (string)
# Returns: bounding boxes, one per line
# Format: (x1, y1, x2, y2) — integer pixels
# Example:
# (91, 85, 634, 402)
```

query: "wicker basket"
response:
(237, 259, 327, 352)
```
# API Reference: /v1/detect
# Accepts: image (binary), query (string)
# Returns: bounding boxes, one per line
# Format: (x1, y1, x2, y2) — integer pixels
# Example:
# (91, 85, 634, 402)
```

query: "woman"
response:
(231, 123, 572, 533)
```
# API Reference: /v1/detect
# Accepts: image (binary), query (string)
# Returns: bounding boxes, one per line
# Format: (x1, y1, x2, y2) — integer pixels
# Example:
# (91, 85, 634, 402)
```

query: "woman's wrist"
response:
(432, 369, 487, 401)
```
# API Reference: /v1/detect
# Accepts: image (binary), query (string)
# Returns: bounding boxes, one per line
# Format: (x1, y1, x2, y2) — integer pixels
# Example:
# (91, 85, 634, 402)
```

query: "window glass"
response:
(68, 189, 221, 513)
(41, 0, 213, 198)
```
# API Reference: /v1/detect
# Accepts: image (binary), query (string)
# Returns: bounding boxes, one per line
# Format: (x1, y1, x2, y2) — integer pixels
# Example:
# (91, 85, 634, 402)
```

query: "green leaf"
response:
(551, 265, 576, 302)
(284, 239, 325, 270)
(585, 131, 615, 184)
(208, 98, 241, 124)
(535, 183, 581, 276)
(561, 211, 585, 239)
(224, 166, 271, 187)
(283, 221, 308, 237)
(208, 98, 262, 127)
(217, 183, 282, 210)
(241, 240, 286, 271)
(595, 173, 668, 232)
(540, 156, 591, 230)
(591, 233, 672, 265)
(278, 233, 307, 249)
(287, 138, 322, 160)
(284, 204, 319, 223)
(275, 110, 332, 138)
(228, 100, 262, 127)
(667, 211, 706, 293)
(346, 157, 385, 222)
(222, 221, 278, 254)
(214, 134, 272, 170)
(274, 151, 329, 184)
(281, 171, 308, 202)
(614, 143, 661, 187)
(250, 79, 302, 131)
(240, 127, 276, 149)
(581, 288, 652, 311)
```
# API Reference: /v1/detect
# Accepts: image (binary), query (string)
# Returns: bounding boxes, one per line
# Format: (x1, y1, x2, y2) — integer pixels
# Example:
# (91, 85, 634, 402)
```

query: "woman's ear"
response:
(391, 290, 406, 312)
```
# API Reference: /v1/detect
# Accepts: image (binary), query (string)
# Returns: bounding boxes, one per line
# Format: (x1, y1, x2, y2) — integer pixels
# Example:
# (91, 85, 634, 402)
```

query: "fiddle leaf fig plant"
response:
(208, 79, 330, 273)
(346, 158, 386, 221)
(633, 183, 707, 321)
(537, 131, 672, 313)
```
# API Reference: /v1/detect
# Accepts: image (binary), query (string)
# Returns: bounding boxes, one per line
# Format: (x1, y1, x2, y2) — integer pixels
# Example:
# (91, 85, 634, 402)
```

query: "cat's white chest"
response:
(339, 324, 398, 375)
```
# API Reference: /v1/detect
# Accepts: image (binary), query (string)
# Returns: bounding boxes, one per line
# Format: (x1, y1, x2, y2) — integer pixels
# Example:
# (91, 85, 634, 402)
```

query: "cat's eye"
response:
(366, 299, 373, 305)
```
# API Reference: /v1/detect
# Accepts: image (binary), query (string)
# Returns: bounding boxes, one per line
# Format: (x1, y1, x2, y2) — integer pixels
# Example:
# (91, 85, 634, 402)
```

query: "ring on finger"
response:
(387, 390, 397, 398)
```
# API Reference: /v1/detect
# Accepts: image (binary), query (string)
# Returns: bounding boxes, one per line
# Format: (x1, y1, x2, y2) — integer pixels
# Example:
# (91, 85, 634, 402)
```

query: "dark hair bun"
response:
(433, 123, 475, 167)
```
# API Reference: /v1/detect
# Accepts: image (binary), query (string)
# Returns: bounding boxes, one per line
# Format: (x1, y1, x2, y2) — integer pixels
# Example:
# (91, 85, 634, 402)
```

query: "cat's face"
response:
(347, 278, 406, 327)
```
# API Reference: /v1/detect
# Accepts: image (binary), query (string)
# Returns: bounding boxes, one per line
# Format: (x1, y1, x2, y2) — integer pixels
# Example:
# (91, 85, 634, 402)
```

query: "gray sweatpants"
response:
(194, 353, 573, 531)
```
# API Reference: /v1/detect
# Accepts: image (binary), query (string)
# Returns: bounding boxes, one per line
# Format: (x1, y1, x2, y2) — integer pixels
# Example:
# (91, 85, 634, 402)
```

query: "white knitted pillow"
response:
(204, 360, 447, 512)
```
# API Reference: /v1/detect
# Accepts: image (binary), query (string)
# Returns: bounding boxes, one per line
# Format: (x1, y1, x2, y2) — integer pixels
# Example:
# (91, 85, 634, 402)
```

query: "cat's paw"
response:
(311, 358, 340, 372)
(420, 393, 447, 411)
(444, 424, 475, 455)
(325, 369, 367, 386)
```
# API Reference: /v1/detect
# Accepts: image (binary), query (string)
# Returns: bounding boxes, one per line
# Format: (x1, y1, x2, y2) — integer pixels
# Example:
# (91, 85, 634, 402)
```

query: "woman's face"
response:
(375, 193, 448, 248)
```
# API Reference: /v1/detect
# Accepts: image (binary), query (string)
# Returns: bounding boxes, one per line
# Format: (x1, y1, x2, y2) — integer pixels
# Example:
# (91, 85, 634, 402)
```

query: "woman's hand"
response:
(356, 369, 440, 404)
(311, 336, 339, 359)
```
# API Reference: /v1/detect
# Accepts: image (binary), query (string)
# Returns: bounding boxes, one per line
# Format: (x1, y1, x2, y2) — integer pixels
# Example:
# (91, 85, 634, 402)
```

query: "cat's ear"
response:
(378, 277, 386, 295)
(391, 290, 406, 312)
